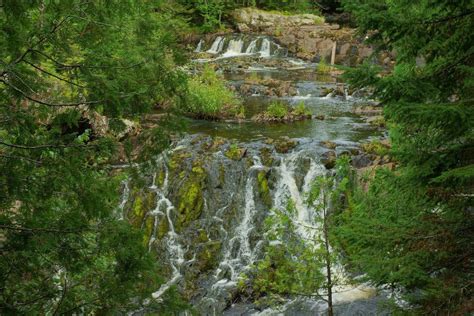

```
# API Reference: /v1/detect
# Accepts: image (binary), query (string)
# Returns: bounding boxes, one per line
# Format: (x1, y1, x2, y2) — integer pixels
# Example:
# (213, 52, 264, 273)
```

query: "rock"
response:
(314, 114, 326, 120)
(352, 105, 383, 116)
(351, 154, 373, 168)
(275, 137, 298, 154)
(321, 140, 337, 150)
(321, 150, 337, 169)
(366, 115, 385, 127)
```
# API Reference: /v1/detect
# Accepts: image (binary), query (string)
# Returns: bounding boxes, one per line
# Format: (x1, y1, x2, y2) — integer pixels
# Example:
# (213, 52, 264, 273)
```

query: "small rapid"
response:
(119, 31, 386, 315)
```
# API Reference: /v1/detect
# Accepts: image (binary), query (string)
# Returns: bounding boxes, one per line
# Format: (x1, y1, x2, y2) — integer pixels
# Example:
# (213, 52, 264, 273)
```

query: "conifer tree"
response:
(0, 1, 187, 313)
(337, 1, 473, 313)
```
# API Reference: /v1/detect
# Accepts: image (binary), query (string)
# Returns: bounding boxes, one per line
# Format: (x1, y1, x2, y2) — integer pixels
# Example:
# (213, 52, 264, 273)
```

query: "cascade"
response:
(222, 38, 244, 57)
(207, 36, 225, 54)
(245, 38, 259, 54)
(194, 39, 204, 53)
(259, 38, 272, 58)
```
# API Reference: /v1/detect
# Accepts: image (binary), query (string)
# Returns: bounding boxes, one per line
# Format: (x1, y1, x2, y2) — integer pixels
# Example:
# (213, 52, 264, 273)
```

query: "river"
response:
(123, 34, 389, 315)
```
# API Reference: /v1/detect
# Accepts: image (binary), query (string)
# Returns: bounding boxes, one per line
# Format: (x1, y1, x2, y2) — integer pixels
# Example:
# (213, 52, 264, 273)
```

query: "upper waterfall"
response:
(199, 34, 287, 59)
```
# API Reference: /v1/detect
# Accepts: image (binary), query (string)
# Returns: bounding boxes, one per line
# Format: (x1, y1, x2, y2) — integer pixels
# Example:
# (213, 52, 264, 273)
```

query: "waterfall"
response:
(259, 38, 271, 58)
(213, 156, 264, 286)
(194, 39, 204, 53)
(117, 180, 129, 220)
(245, 38, 258, 54)
(274, 153, 325, 239)
(222, 38, 244, 57)
(149, 160, 191, 300)
(207, 36, 225, 54)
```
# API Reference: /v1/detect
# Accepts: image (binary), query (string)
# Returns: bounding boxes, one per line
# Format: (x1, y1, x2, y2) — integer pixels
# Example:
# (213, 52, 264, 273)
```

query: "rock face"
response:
(230, 8, 392, 66)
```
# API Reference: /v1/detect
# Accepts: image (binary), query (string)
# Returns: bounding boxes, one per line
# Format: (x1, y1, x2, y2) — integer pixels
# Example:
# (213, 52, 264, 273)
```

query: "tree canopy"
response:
(0, 1, 187, 313)
(338, 0, 474, 313)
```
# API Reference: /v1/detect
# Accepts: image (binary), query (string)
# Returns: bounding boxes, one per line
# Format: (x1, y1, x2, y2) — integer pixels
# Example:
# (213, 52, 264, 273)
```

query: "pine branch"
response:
(0, 139, 98, 150)
(22, 60, 86, 88)
(0, 224, 89, 234)
(0, 78, 101, 107)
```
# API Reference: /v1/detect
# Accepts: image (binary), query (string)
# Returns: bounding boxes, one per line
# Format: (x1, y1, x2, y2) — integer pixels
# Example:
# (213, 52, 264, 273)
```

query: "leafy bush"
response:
(293, 101, 311, 116)
(317, 58, 331, 74)
(266, 101, 288, 118)
(186, 65, 242, 119)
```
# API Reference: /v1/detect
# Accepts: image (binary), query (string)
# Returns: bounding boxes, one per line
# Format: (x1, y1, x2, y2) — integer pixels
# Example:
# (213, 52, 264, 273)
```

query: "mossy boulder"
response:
(128, 190, 156, 228)
(196, 241, 222, 272)
(175, 161, 207, 232)
(225, 145, 247, 161)
(274, 137, 298, 154)
(257, 170, 272, 207)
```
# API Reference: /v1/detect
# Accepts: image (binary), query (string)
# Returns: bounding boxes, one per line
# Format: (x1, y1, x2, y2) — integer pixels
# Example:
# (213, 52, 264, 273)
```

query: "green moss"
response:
(157, 169, 166, 187)
(257, 171, 272, 207)
(219, 163, 226, 187)
(176, 163, 207, 231)
(169, 151, 192, 171)
(225, 143, 245, 160)
(196, 241, 222, 271)
(157, 218, 169, 239)
(143, 216, 155, 247)
(361, 140, 390, 156)
(197, 229, 209, 243)
(260, 147, 274, 167)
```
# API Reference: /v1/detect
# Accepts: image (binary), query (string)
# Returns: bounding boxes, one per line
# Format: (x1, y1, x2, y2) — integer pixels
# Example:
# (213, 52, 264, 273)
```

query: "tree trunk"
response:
(323, 194, 334, 316)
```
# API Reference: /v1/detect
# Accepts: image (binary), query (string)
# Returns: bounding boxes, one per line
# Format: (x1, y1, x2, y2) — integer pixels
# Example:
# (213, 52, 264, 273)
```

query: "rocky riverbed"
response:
(120, 26, 393, 315)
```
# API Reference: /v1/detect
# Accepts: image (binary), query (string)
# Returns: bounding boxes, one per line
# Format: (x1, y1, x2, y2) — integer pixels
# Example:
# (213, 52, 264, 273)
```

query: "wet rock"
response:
(314, 114, 326, 120)
(321, 150, 337, 169)
(352, 104, 383, 116)
(225, 145, 247, 160)
(274, 137, 298, 154)
(321, 140, 337, 150)
(366, 115, 385, 127)
(351, 154, 373, 169)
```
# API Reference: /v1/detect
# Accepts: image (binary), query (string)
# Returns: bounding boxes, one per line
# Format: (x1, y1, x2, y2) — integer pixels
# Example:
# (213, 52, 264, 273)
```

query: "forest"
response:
(0, 1, 472, 315)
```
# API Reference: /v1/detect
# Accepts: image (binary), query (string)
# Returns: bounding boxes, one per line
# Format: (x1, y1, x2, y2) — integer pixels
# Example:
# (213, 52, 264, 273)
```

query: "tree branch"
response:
(0, 139, 98, 150)
(0, 78, 101, 107)
(0, 224, 89, 234)
(23, 60, 86, 88)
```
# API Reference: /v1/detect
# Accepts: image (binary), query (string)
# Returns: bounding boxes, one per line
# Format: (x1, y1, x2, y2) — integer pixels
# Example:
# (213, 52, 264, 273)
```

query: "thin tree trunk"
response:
(323, 194, 334, 316)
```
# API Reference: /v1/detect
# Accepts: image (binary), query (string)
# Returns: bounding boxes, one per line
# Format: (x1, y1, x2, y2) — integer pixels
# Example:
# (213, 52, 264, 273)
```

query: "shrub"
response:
(186, 65, 242, 119)
(293, 101, 311, 116)
(317, 58, 331, 74)
(267, 101, 288, 118)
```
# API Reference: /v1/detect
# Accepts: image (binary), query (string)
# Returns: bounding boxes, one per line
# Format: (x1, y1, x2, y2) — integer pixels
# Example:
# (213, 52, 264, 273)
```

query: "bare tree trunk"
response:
(323, 194, 334, 316)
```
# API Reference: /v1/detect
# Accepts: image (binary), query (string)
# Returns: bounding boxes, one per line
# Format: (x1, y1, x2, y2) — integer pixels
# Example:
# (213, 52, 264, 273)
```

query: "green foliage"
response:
(176, 0, 323, 31)
(339, 0, 474, 313)
(0, 1, 188, 313)
(266, 101, 289, 118)
(293, 101, 311, 116)
(246, 161, 351, 310)
(317, 57, 332, 74)
(185, 65, 242, 119)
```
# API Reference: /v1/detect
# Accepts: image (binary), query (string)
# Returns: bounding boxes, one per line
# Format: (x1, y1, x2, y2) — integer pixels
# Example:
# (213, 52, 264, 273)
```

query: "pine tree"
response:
(337, 0, 474, 313)
(0, 1, 187, 313)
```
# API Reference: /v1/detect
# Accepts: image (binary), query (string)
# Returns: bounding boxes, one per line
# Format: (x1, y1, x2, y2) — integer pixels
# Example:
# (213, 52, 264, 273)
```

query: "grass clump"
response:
(293, 101, 311, 116)
(317, 58, 331, 74)
(267, 101, 289, 118)
(186, 65, 242, 119)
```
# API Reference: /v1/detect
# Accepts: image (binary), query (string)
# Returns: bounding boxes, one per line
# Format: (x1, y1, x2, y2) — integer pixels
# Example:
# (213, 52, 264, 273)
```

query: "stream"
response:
(123, 34, 388, 315)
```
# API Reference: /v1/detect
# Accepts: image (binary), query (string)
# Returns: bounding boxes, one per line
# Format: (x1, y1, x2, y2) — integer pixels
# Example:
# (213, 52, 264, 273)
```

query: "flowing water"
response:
(121, 34, 388, 315)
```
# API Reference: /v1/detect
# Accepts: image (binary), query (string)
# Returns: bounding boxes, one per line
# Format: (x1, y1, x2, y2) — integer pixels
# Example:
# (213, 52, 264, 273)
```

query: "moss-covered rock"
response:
(143, 216, 155, 247)
(176, 161, 207, 232)
(225, 144, 247, 160)
(157, 217, 169, 239)
(196, 241, 222, 272)
(274, 137, 298, 154)
(259, 147, 274, 167)
(257, 171, 272, 207)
